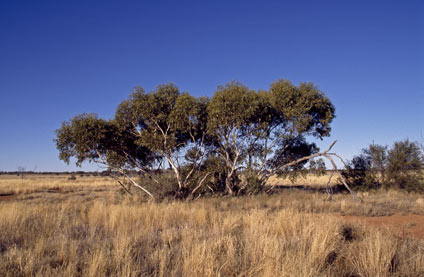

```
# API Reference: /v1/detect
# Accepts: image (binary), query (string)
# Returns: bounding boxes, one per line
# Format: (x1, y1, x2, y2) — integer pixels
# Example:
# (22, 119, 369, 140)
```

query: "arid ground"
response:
(1, 174, 423, 276)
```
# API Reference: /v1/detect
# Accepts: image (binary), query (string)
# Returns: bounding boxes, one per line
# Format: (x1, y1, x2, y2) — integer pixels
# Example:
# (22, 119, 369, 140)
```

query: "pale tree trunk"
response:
(225, 176, 234, 195)
(165, 156, 184, 190)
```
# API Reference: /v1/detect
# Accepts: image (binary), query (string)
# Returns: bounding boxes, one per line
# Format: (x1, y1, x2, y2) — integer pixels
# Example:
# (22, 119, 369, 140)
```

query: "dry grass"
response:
(0, 174, 116, 195)
(268, 172, 338, 187)
(1, 175, 424, 276)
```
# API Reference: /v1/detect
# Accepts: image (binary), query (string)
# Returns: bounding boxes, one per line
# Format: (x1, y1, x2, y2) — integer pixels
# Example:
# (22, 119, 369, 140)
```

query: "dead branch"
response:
(122, 172, 155, 200)
(269, 140, 337, 189)
(267, 141, 362, 201)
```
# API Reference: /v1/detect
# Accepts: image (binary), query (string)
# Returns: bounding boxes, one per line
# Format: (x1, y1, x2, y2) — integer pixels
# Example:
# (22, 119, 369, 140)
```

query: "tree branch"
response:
(269, 140, 337, 184)
(95, 149, 155, 199)
(191, 172, 212, 195)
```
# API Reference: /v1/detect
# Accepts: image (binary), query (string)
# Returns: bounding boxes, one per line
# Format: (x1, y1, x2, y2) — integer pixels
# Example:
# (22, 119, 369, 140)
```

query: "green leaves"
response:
(269, 79, 335, 138)
(121, 84, 208, 154)
(55, 113, 156, 169)
(55, 113, 109, 166)
(207, 82, 259, 133)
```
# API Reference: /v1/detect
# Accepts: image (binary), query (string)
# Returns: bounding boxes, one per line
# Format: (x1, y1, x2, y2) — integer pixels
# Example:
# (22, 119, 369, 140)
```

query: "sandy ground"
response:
(342, 213, 424, 239)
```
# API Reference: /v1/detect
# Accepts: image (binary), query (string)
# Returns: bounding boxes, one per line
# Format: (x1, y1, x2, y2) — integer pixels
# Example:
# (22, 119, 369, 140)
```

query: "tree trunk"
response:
(225, 176, 234, 195)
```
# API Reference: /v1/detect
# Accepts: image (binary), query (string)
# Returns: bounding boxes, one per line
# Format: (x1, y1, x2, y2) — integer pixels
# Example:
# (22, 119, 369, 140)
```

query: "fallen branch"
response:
(269, 141, 337, 190)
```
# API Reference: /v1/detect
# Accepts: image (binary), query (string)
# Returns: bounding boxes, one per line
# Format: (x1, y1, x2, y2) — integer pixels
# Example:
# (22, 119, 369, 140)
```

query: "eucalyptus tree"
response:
(207, 80, 336, 194)
(113, 84, 209, 195)
(56, 80, 343, 199)
(56, 84, 210, 198)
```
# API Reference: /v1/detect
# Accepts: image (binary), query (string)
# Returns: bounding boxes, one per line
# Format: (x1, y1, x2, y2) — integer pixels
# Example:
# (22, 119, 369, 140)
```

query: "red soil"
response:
(342, 213, 424, 240)
(0, 194, 17, 201)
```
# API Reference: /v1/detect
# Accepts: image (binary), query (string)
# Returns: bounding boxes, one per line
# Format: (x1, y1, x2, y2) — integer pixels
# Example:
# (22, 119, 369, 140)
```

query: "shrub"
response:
(342, 153, 381, 191)
(343, 139, 424, 191)
(386, 140, 424, 191)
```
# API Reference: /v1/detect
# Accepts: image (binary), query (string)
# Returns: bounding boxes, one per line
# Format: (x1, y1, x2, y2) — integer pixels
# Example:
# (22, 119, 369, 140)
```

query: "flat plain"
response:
(1, 174, 424, 276)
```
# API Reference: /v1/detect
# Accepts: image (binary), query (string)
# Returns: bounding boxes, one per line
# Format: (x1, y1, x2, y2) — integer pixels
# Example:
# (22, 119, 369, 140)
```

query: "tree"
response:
(364, 144, 388, 186)
(56, 80, 348, 199)
(17, 166, 26, 179)
(342, 151, 376, 190)
(56, 84, 210, 199)
(343, 139, 424, 191)
(116, 84, 209, 197)
(207, 80, 336, 194)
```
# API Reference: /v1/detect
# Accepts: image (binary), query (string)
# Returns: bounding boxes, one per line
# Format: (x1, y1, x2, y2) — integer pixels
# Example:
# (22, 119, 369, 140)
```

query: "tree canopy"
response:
(55, 79, 336, 198)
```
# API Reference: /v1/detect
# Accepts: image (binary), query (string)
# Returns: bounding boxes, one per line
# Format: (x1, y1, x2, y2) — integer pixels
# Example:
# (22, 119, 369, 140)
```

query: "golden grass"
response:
(1, 175, 424, 276)
(0, 172, 335, 195)
(0, 174, 116, 195)
(267, 172, 338, 187)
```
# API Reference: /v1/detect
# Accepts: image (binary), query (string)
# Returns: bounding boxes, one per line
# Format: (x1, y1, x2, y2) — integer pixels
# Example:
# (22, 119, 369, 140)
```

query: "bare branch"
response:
(191, 172, 212, 195)
(269, 140, 337, 184)
(324, 154, 362, 202)
(95, 149, 155, 199)
(328, 152, 348, 168)
(122, 172, 155, 199)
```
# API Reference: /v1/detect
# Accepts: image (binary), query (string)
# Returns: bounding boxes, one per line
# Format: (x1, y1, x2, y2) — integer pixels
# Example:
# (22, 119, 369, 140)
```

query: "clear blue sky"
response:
(0, 0, 423, 171)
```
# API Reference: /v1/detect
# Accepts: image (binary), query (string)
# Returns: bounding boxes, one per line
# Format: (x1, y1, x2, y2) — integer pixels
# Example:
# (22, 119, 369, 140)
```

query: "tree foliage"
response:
(55, 113, 156, 170)
(55, 80, 336, 198)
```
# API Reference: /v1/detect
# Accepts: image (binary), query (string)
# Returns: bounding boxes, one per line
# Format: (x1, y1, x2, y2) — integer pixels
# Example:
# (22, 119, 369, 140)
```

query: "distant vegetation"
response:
(0, 171, 112, 176)
(343, 139, 424, 192)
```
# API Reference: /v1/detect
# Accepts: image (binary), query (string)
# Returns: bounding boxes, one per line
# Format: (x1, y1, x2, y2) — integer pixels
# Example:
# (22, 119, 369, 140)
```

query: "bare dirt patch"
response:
(342, 213, 424, 240)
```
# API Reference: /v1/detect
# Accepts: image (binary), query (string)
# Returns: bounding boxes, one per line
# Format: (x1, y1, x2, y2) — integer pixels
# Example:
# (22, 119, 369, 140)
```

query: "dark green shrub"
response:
(386, 140, 424, 191)
(343, 139, 424, 191)
(342, 154, 380, 191)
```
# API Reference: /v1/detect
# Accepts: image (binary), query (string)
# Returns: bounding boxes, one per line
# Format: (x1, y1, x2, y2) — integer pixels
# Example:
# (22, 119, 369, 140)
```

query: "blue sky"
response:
(0, 0, 423, 171)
